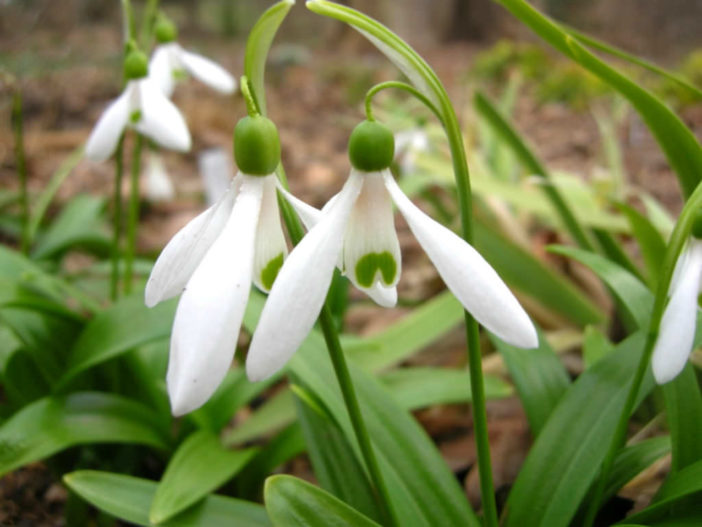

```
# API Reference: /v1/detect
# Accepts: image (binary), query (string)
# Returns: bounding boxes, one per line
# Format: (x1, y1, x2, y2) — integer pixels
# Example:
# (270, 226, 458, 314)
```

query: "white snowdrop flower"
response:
(85, 47, 191, 162)
(149, 16, 236, 97)
(145, 116, 310, 416)
(198, 148, 233, 206)
(247, 120, 538, 382)
(144, 152, 176, 202)
(394, 127, 429, 174)
(651, 237, 702, 384)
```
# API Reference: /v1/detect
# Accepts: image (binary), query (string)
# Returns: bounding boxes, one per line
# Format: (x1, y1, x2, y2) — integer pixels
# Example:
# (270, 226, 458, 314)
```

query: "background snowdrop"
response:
(85, 45, 191, 162)
(143, 152, 176, 202)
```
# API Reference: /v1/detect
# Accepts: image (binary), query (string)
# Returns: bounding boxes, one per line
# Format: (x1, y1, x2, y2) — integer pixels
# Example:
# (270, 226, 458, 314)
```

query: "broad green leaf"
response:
(495, 0, 702, 198)
(32, 195, 109, 260)
(582, 325, 615, 369)
(2, 350, 51, 407)
(549, 245, 652, 327)
(244, 0, 294, 115)
(293, 386, 381, 522)
(618, 203, 667, 287)
(0, 392, 169, 476)
(380, 367, 511, 409)
(64, 470, 270, 526)
(493, 331, 570, 436)
(150, 430, 258, 524)
(662, 364, 702, 474)
(224, 390, 295, 446)
(60, 294, 176, 385)
(505, 332, 655, 527)
(265, 475, 381, 527)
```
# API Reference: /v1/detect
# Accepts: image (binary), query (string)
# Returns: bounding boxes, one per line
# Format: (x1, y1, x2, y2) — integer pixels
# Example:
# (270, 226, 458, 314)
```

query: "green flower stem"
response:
(121, 0, 137, 43)
(11, 89, 29, 256)
(110, 137, 126, 301)
(139, 0, 161, 48)
(583, 181, 702, 527)
(123, 134, 143, 295)
(364, 81, 441, 123)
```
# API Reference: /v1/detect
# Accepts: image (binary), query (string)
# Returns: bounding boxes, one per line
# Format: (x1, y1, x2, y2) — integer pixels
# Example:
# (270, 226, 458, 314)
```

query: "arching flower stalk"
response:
(247, 120, 538, 381)
(145, 115, 312, 415)
(148, 14, 237, 97)
(85, 45, 191, 162)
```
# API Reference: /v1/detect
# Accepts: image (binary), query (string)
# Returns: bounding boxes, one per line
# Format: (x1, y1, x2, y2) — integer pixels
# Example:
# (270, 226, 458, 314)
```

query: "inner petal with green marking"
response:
(261, 252, 285, 291)
(354, 251, 397, 287)
(129, 110, 142, 124)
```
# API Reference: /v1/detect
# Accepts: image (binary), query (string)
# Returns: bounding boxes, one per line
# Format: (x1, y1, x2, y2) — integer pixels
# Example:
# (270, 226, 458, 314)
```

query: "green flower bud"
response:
(124, 48, 149, 80)
(234, 116, 281, 176)
(155, 16, 178, 43)
(692, 209, 702, 239)
(348, 120, 395, 172)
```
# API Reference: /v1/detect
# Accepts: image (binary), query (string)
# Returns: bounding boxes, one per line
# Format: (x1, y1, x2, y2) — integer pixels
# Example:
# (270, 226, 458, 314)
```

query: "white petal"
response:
(275, 180, 322, 230)
(144, 175, 240, 307)
(148, 44, 178, 97)
(365, 283, 398, 308)
(180, 49, 237, 94)
(246, 173, 364, 381)
(252, 175, 288, 293)
(652, 239, 702, 384)
(167, 176, 264, 416)
(343, 171, 401, 307)
(133, 79, 191, 152)
(84, 87, 131, 162)
(384, 171, 538, 348)
(144, 153, 176, 202)
(199, 148, 233, 206)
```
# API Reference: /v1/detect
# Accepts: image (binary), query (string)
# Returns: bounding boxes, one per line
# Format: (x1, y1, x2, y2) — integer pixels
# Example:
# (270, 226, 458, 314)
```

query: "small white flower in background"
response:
(394, 127, 429, 174)
(149, 15, 237, 97)
(144, 152, 176, 202)
(85, 47, 191, 162)
(246, 120, 538, 382)
(199, 148, 233, 206)
(651, 237, 702, 384)
(145, 116, 316, 416)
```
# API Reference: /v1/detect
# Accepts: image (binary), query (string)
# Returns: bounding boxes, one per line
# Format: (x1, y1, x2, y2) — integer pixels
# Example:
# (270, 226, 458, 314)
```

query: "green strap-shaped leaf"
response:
(617, 203, 667, 287)
(0, 392, 170, 477)
(493, 331, 570, 436)
(549, 245, 652, 327)
(582, 325, 615, 369)
(64, 470, 270, 527)
(265, 475, 381, 527)
(505, 331, 655, 527)
(495, 0, 702, 198)
(244, 0, 294, 115)
(150, 431, 258, 524)
(662, 364, 702, 474)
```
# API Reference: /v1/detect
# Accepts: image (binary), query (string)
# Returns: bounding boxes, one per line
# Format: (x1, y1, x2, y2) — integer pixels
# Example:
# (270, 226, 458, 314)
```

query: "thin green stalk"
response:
(364, 81, 442, 123)
(140, 0, 161, 48)
(12, 90, 29, 255)
(123, 134, 143, 295)
(110, 137, 126, 301)
(583, 182, 702, 526)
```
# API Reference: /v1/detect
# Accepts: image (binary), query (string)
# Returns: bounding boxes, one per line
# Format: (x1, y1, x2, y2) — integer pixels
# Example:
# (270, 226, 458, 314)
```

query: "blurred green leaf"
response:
(265, 475, 381, 527)
(618, 203, 667, 287)
(582, 325, 615, 369)
(493, 331, 570, 436)
(150, 430, 258, 524)
(0, 392, 169, 477)
(662, 365, 702, 474)
(225, 389, 295, 446)
(64, 470, 270, 526)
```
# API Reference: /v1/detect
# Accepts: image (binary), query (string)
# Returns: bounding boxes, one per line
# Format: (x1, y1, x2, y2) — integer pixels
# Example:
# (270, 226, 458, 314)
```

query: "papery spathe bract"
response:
(651, 238, 702, 384)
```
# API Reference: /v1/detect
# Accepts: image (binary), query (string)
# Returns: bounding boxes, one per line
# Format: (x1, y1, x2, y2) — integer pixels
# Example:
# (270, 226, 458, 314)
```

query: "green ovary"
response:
(129, 110, 142, 124)
(354, 251, 397, 287)
(261, 253, 285, 291)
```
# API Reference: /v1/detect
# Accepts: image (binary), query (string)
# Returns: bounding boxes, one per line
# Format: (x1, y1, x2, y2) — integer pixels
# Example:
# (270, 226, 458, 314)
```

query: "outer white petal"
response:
(148, 44, 177, 97)
(167, 176, 264, 416)
(134, 79, 191, 152)
(274, 180, 322, 230)
(343, 172, 401, 307)
(384, 171, 538, 348)
(252, 175, 288, 293)
(652, 239, 702, 384)
(144, 153, 176, 202)
(144, 175, 240, 307)
(180, 49, 237, 94)
(84, 87, 131, 162)
(246, 173, 364, 381)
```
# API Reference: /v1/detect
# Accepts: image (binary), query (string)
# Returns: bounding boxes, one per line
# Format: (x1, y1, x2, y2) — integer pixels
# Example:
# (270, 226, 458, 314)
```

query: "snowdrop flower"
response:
(651, 236, 702, 384)
(144, 152, 176, 202)
(149, 15, 236, 97)
(247, 120, 538, 381)
(145, 115, 307, 415)
(395, 127, 429, 174)
(85, 47, 191, 162)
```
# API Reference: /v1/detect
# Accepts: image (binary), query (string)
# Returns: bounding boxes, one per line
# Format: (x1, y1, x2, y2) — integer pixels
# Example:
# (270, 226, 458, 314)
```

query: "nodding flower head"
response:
(651, 212, 702, 384)
(144, 115, 316, 416)
(246, 119, 538, 382)
(148, 14, 236, 97)
(85, 46, 191, 162)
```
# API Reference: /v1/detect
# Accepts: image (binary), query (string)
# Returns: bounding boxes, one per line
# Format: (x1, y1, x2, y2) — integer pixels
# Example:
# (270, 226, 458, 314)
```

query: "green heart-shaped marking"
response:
(354, 251, 397, 287)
